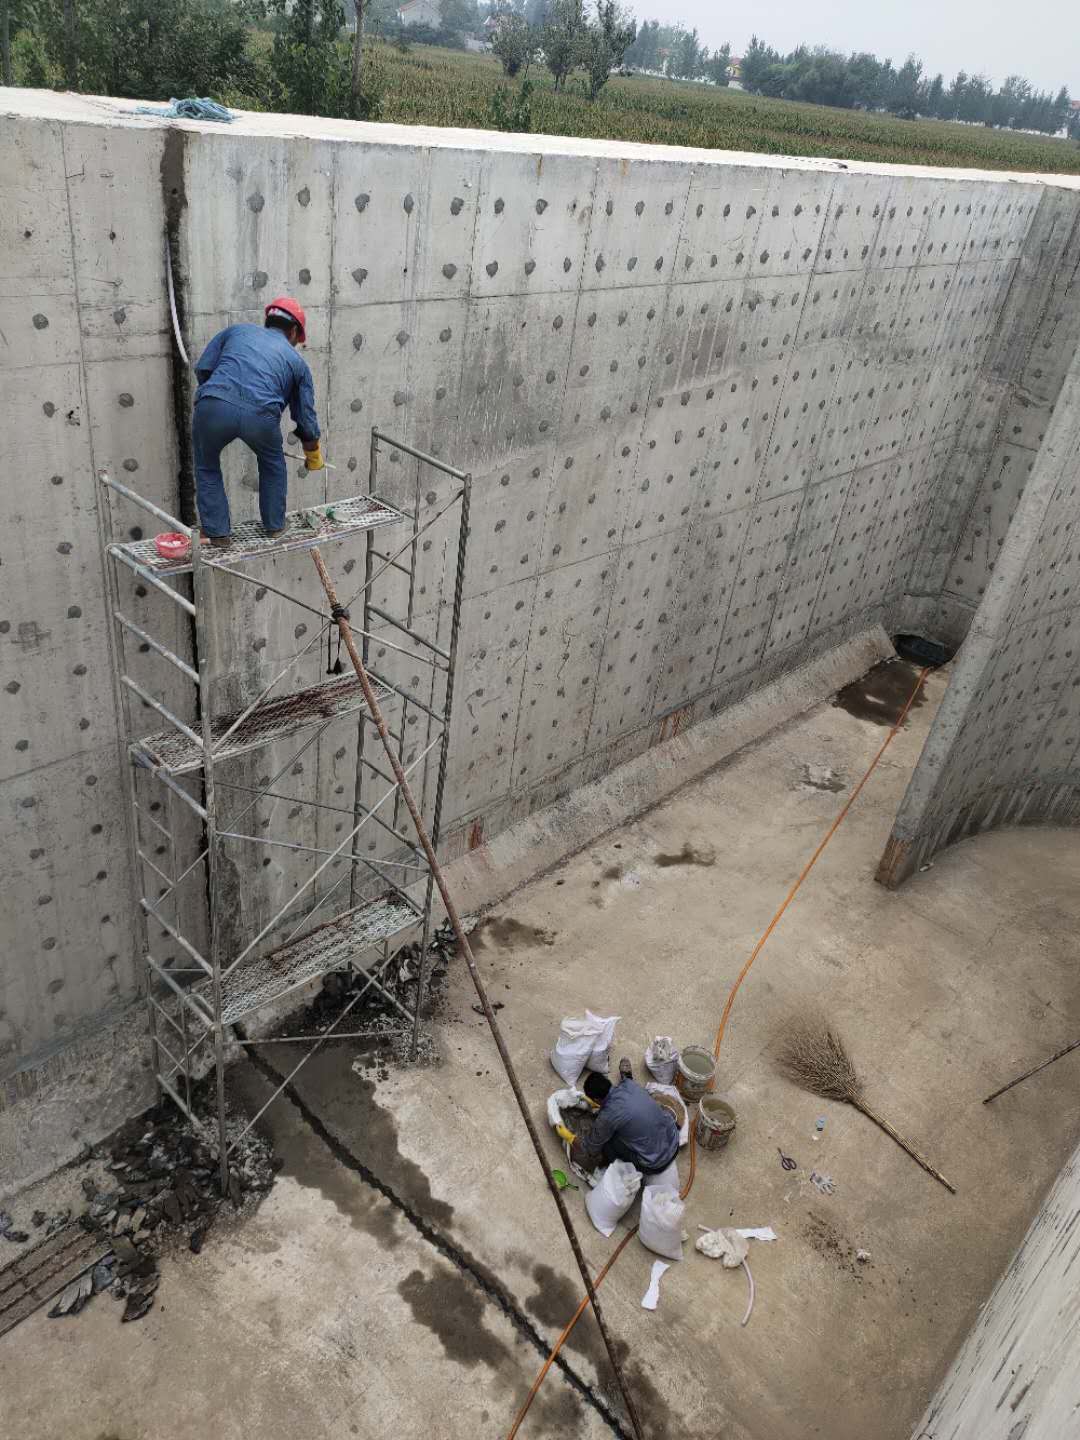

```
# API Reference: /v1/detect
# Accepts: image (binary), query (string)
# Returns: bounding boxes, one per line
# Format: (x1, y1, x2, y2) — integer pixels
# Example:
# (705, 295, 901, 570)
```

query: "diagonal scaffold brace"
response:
(309, 546, 645, 1440)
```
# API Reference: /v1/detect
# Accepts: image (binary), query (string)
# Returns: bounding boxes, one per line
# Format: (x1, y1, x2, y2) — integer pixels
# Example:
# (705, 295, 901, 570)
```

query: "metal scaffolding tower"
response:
(99, 430, 470, 1188)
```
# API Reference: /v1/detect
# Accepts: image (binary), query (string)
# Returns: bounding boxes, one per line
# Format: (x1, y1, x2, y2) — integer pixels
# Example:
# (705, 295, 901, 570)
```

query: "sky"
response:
(646, 0, 1076, 94)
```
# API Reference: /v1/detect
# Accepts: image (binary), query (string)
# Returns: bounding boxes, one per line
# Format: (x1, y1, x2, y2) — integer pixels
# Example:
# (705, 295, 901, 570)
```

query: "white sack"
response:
(639, 1186, 686, 1262)
(550, 1010, 619, 1085)
(585, 1160, 641, 1238)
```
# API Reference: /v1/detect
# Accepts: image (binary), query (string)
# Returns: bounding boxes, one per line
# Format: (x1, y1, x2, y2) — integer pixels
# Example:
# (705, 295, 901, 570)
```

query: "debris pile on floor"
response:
(292, 920, 460, 1069)
(2, 1097, 280, 1332)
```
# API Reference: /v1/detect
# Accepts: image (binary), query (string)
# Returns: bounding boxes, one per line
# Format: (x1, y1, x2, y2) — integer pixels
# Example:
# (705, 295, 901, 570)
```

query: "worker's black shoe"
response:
(264, 528, 285, 539)
(208, 535, 232, 549)
(618, 1056, 633, 1082)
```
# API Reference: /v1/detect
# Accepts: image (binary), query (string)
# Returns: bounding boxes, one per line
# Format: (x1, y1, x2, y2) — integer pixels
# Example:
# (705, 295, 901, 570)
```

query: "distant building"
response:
(397, 0, 441, 26)
(728, 54, 743, 81)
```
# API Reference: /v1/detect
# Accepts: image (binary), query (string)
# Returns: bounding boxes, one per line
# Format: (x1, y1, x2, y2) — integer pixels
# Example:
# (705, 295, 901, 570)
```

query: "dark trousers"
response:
(601, 1134, 679, 1175)
(193, 396, 288, 537)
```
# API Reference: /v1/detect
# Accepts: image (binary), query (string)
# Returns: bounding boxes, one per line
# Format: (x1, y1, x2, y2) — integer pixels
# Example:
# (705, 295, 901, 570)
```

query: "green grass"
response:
(336, 42, 1080, 175)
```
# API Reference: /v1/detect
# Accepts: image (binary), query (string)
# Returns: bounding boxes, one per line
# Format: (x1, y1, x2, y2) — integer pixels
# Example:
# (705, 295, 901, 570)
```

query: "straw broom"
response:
(777, 1020, 956, 1194)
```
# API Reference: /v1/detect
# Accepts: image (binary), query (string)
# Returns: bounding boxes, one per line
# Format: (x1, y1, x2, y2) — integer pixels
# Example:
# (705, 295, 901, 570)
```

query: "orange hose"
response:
(712, 667, 929, 1061)
(508, 667, 929, 1439)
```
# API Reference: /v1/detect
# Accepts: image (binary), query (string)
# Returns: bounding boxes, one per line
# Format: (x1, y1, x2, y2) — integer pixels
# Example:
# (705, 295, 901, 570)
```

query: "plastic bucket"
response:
(695, 1095, 736, 1152)
(674, 1044, 716, 1101)
(154, 531, 191, 561)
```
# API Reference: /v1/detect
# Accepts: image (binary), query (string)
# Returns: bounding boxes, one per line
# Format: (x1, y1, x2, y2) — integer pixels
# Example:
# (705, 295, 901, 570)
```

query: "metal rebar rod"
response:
(146, 954, 215, 1026)
(149, 992, 187, 1042)
(109, 545, 197, 616)
(367, 603, 452, 663)
(369, 549, 413, 579)
(212, 778, 424, 856)
(140, 896, 213, 975)
(137, 847, 175, 890)
(368, 670, 445, 726)
(132, 800, 173, 842)
(371, 427, 469, 480)
(983, 1037, 1080, 1104)
(121, 675, 204, 746)
(218, 830, 421, 911)
(131, 759, 209, 820)
(114, 612, 201, 682)
(228, 951, 402, 1149)
(220, 737, 439, 981)
(205, 490, 460, 761)
(235, 1029, 396, 1045)
(101, 470, 191, 536)
(309, 545, 644, 1440)
(198, 557, 330, 620)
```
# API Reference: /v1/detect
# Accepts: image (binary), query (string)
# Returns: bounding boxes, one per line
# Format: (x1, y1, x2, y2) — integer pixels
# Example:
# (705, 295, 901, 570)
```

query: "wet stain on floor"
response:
(399, 1265, 514, 1369)
(653, 842, 717, 869)
(472, 915, 557, 949)
(834, 659, 927, 728)
(230, 1063, 406, 1251)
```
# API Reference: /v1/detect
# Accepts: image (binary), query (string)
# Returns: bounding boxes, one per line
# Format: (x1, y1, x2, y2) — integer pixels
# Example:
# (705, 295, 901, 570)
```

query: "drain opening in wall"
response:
(892, 634, 953, 668)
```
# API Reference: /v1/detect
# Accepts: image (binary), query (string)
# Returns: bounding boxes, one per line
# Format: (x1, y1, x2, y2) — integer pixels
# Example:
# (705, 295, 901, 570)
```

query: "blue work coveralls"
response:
(581, 1080, 680, 1175)
(192, 324, 321, 537)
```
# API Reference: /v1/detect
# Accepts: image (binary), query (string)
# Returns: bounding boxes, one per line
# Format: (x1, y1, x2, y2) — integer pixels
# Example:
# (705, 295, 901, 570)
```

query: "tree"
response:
(26, 0, 258, 99)
(703, 43, 730, 86)
(349, 0, 365, 119)
(1, 0, 36, 83)
(540, 0, 584, 91)
(889, 54, 926, 118)
(925, 72, 946, 119)
(523, 0, 546, 25)
(491, 9, 536, 76)
(271, 0, 350, 116)
(668, 25, 702, 79)
(623, 15, 659, 70)
(440, 0, 479, 35)
(740, 34, 779, 94)
(580, 0, 633, 98)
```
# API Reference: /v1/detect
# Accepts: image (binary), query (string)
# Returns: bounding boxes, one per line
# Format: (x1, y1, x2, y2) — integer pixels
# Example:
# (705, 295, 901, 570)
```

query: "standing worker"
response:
(192, 298, 324, 546)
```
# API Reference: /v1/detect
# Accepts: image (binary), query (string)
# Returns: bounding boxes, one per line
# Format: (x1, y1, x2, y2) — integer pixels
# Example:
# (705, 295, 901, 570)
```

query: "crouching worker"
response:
(192, 297, 324, 546)
(568, 1070, 679, 1180)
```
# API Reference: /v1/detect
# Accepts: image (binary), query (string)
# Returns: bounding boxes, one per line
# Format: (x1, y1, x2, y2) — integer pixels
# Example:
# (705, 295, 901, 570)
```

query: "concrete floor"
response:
(4, 662, 1080, 1440)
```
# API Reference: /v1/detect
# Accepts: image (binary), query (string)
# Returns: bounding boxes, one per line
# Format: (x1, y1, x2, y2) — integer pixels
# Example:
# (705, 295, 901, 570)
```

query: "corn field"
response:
(344, 43, 1080, 174)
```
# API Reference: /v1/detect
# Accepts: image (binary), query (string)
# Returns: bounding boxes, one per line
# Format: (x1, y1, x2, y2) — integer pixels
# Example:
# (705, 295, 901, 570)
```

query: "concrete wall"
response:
(3, 89, 1080, 1184)
(906, 187, 1080, 648)
(879, 336, 1080, 885)
(914, 1135, 1080, 1439)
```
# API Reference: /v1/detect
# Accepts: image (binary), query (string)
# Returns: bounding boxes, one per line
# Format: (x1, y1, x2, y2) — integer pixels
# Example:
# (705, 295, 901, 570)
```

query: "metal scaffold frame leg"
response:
(99, 427, 470, 1188)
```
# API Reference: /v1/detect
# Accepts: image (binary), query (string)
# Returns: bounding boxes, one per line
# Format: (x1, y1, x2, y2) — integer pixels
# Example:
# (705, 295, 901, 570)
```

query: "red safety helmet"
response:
(265, 296, 307, 344)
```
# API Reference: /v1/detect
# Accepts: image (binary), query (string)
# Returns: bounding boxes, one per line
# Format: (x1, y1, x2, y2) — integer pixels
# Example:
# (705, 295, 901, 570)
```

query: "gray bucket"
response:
(674, 1044, 716, 1102)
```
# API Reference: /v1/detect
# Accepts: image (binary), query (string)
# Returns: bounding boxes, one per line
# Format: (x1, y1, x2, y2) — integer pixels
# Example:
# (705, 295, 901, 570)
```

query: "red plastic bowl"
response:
(154, 532, 191, 560)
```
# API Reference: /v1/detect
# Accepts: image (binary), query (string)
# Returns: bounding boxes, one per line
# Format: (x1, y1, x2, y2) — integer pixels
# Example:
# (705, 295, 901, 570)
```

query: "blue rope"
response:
(134, 97, 234, 122)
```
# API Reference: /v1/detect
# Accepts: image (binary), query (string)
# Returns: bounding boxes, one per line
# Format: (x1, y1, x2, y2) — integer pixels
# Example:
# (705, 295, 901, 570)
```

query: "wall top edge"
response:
(4, 86, 1080, 189)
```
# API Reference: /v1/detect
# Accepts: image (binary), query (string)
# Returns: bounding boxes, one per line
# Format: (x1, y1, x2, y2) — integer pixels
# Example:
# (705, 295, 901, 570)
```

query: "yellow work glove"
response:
(303, 439, 325, 472)
(555, 1124, 576, 1145)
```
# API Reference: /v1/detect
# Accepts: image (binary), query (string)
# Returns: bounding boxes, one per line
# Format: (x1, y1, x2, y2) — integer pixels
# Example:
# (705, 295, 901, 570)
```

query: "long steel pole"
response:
(191, 532, 231, 1192)
(410, 476, 470, 1061)
(309, 546, 644, 1440)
